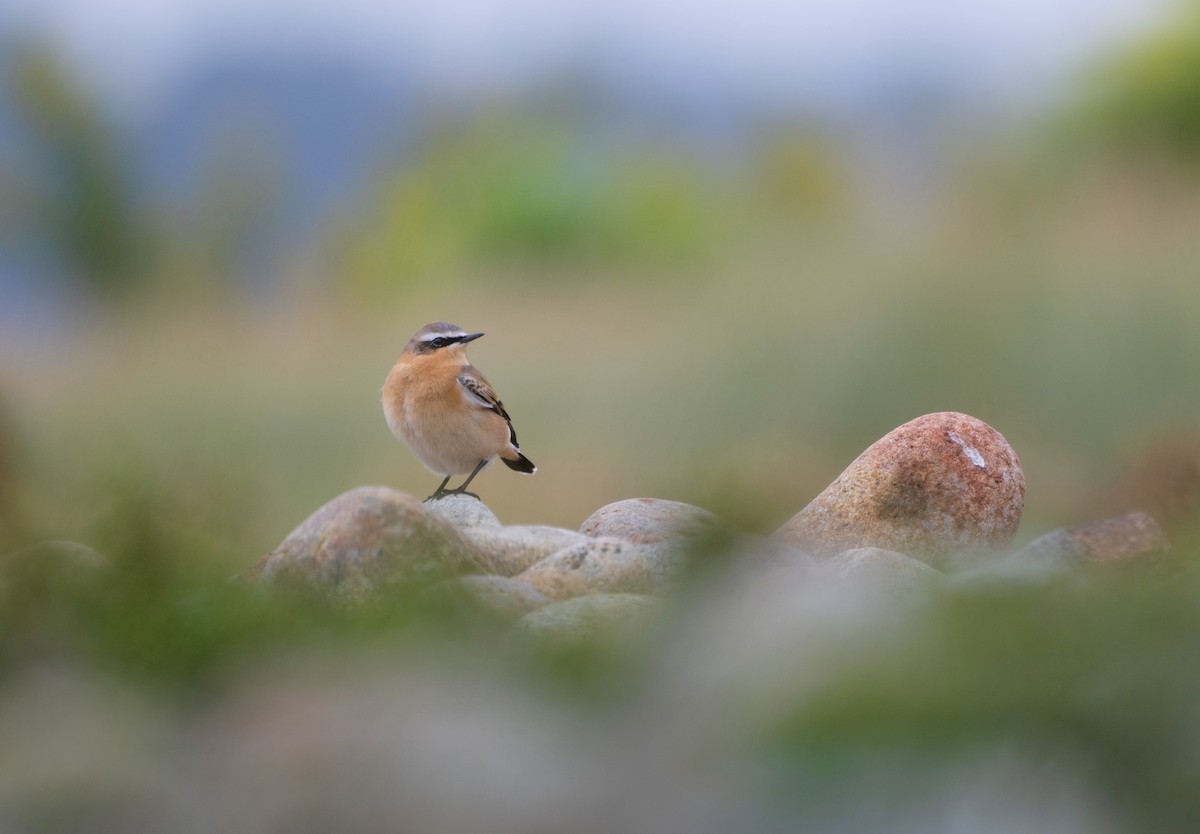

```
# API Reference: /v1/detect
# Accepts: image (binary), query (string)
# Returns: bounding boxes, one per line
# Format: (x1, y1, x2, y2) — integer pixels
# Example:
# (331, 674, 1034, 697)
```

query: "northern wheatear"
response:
(383, 322, 536, 501)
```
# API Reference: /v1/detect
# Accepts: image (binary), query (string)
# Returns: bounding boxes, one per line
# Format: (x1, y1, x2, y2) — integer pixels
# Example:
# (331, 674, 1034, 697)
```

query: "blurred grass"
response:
(1, 479, 1199, 829)
(3, 49, 1200, 834)
(764, 562, 1200, 832)
(1065, 0, 1200, 163)
(332, 118, 730, 296)
(4, 144, 1200, 561)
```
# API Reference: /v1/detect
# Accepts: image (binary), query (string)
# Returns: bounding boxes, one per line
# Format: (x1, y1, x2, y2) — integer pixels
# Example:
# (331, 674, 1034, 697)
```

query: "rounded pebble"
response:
(824, 547, 944, 594)
(423, 494, 503, 529)
(461, 525, 594, 577)
(515, 538, 688, 601)
(452, 575, 552, 619)
(580, 498, 731, 545)
(515, 593, 662, 641)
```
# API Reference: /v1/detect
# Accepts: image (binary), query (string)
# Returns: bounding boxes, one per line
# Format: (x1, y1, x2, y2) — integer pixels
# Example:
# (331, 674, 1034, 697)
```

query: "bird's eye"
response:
(429, 337, 447, 348)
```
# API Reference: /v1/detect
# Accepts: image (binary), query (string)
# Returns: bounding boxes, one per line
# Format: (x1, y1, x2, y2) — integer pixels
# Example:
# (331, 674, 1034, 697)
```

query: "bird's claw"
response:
(424, 489, 480, 502)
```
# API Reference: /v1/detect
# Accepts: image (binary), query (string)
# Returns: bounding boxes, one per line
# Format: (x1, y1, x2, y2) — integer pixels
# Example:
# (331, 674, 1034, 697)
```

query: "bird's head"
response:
(404, 322, 484, 356)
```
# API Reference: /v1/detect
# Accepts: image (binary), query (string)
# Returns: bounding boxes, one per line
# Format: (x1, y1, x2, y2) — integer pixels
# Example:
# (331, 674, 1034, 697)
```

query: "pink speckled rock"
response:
(247, 486, 485, 601)
(774, 412, 1025, 568)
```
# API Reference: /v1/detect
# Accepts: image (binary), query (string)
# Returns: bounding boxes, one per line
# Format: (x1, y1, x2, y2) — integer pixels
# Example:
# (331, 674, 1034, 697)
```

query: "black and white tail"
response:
(502, 450, 536, 474)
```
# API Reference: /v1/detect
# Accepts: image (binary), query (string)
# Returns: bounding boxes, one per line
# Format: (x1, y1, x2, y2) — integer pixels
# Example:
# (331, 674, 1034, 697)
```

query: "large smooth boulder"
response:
(248, 487, 485, 601)
(774, 412, 1025, 569)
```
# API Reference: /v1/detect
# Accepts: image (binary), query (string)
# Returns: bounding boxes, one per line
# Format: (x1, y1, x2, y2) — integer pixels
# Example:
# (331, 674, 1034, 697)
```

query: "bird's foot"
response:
(424, 489, 480, 502)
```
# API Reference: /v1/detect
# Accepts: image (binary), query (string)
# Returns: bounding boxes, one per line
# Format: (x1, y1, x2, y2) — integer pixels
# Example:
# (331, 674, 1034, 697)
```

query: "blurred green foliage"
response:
(765, 564, 1200, 832)
(1, 482, 1199, 830)
(3, 22, 1200, 829)
(5, 45, 146, 294)
(0, 471, 493, 694)
(751, 131, 848, 220)
(333, 118, 726, 295)
(1073, 1, 1200, 161)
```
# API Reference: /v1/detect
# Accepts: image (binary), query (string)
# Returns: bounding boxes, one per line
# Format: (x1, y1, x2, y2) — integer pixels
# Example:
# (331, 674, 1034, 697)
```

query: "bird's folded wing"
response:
(459, 369, 520, 446)
(458, 371, 508, 417)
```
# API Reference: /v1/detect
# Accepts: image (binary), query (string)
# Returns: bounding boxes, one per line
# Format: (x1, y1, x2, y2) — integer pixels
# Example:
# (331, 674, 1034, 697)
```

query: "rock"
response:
(247, 486, 485, 600)
(951, 511, 1168, 590)
(515, 538, 689, 601)
(1054, 510, 1169, 564)
(461, 525, 594, 576)
(824, 547, 944, 594)
(950, 531, 1085, 589)
(0, 540, 107, 594)
(449, 575, 552, 619)
(424, 494, 502, 529)
(1009, 511, 1167, 568)
(515, 593, 662, 641)
(774, 412, 1025, 569)
(580, 498, 731, 545)
(2, 540, 106, 571)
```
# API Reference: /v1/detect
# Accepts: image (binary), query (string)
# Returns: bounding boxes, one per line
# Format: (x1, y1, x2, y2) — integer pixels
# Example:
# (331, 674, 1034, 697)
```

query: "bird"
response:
(383, 321, 536, 501)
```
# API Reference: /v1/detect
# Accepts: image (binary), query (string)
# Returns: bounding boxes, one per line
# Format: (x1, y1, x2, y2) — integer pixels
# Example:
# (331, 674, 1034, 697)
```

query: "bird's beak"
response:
(459, 332, 484, 344)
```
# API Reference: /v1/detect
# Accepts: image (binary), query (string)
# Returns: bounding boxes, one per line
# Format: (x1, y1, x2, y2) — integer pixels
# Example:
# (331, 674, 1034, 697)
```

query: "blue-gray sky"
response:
(1, 0, 1169, 117)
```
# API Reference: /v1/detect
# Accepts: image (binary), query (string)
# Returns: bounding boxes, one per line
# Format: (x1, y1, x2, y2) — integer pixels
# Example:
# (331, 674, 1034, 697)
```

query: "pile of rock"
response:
(247, 412, 1169, 631)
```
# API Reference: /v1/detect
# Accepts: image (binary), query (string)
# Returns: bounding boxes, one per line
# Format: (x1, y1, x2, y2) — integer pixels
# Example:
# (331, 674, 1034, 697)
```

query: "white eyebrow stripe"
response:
(420, 331, 467, 342)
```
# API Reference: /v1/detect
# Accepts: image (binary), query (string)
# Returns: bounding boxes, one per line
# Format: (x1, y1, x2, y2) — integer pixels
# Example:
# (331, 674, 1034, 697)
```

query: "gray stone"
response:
(462, 525, 593, 576)
(423, 494, 502, 529)
(825, 547, 944, 593)
(515, 537, 688, 601)
(0, 540, 107, 594)
(953, 511, 1169, 590)
(451, 575, 552, 619)
(774, 412, 1025, 569)
(247, 486, 485, 601)
(1048, 510, 1169, 564)
(950, 536, 1083, 590)
(515, 593, 663, 641)
(2, 540, 106, 570)
(580, 498, 731, 545)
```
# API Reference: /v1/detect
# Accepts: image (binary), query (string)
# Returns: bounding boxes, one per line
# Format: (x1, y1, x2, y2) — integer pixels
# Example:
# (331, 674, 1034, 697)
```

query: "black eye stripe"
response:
(423, 335, 461, 350)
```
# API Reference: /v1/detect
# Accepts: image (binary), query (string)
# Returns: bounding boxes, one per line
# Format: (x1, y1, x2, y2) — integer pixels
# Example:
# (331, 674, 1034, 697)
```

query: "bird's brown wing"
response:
(458, 368, 520, 447)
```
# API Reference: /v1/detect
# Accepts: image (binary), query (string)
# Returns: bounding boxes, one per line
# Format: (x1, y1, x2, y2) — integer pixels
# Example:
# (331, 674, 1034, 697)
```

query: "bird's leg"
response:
(425, 474, 453, 502)
(442, 459, 488, 500)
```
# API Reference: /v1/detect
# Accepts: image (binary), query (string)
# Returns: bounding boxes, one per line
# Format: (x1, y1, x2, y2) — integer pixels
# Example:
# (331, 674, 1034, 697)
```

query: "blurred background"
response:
(6, 2, 1200, 832)
(2, 0, 1200, 561)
